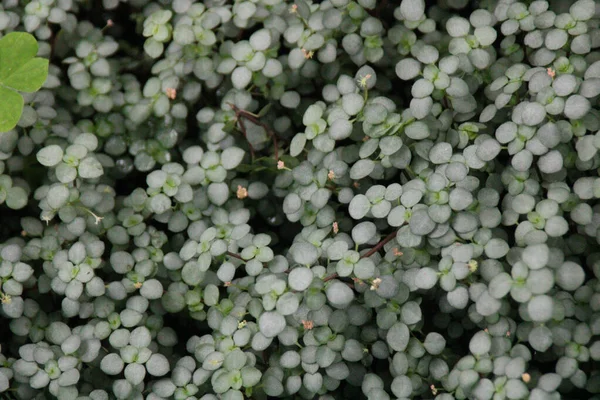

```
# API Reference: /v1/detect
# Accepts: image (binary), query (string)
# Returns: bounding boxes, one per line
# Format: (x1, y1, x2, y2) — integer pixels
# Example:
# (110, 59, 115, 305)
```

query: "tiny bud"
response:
(224, 281, 232, 287)
(166, 87, 177, 100)
(328, 170, 335, 180)
(237, 185, 248, 199)
(332, 221, 339, 234)
(468, 259, 478, 273)
(0, 293, 11, 304)
(134, 282, 143, 289)
(358, 74, 372, 88)
(106, 19, 114, 27)
(238, 320, 247, 329)
(393, 248, 403, 256)
(370, 277, 382, 291)
(430, 384, 438, 395)
(302, 320, 314, 330)
(290, 4, 298, 13)
(353, 181, 360, 188)
(547, 67, 556, 78)
(522, 373, 531, 383)
(277, 160, 285, 170)
(301, 48, 314, 59)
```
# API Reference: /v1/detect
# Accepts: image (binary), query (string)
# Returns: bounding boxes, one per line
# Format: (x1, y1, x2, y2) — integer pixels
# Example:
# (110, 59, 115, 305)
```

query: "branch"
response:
(236, 115, 255, 160)
(322, 229, 399, 282)
(360, 229, 399, 259)
(226, 251, 245, 261)
(228, 103, 279, 160)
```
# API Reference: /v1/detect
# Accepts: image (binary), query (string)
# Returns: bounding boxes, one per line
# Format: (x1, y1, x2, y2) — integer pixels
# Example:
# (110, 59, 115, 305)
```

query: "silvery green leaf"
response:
(400, 301, 422, 325)
(146, 353, 170, 376)
(395, 58, 421, 80)
(354, 258, 375, 279)
(415, 267, 438, 289)
(100, 353, 124, 375)
(207, 182, 229, 206)
(350, 159, 375, 180)
(221, 147, 245, 170)
(400, 0, 425, 21)
(537, 150, 563, 174)
(555, 261, 585, 291)
(564, 95, 590, 119)
(326, 281, 354, 308)
(521, 102, 546, 126)
(290, 242, 318, 265)
(391, 375, 412, 398)
(47, 185, 70, 210)
(288, 267, 313, 291)
(37, 145, 63, 167)
(410, 96, 433, 119)
(545, 29, 568, 50)
(352, 221, 376, 245)
(329, 119, 353, 141)
(474, 26, 497, 46)
(78, 156, 103, 179)
(396, 225, 422, 247)
(405, 121, 429, 140)
(290, 133, 307, 157)
(528, 295, 554, 322)
(258, 311, 286, 337)
(484, 238, 509, 259)
(553, 74, 577, 96)
(124, 363, 146, 385)
(276, 292, 299, 315)
(342, 93, 364, 116)
(570, 0, 595, 21)
(349, 194, 371, 220)
(446, 16, 470, 37)
(144, 38, 163, 58)
(409, 209, 435, 236)
(379, 136, 403, 156)
(469, 330, 491, 356)
(327, 241, 348, 260)
(511, 149, 533, 171)
(579, 78, 600, 98)
(387, 322, 410, 352)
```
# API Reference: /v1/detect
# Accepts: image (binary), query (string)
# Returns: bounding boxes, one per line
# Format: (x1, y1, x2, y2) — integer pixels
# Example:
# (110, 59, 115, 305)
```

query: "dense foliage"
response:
(1, 0, 600, 399)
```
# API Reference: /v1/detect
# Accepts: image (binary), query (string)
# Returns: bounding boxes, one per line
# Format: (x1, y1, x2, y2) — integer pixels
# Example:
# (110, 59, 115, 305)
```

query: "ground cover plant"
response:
(0, 0, 600, 399)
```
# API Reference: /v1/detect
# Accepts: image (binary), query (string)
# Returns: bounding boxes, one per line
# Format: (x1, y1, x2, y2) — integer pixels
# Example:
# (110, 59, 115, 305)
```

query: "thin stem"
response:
(322, 228, 400, 282)
(360, 229, 399, 259)
(235, 115, 255, 161)
(226, 251, 245, 261)
(228, 103, 279, 160)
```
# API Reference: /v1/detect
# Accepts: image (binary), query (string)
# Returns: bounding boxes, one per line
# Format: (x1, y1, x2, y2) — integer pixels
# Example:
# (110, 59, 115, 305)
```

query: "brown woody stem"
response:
(228, 103, 279, 161)
(360, 229, 399, 259)
(323, 229, 399, 282)
(226, 251, 245, 261)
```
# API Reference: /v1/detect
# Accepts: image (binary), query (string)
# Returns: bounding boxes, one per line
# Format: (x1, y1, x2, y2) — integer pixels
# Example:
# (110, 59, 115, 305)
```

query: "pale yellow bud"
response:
(237, 185, 248, 199)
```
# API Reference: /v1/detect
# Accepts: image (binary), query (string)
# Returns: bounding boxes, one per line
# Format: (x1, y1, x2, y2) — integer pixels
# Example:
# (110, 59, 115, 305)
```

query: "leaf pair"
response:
(0, 32, 49, 132)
